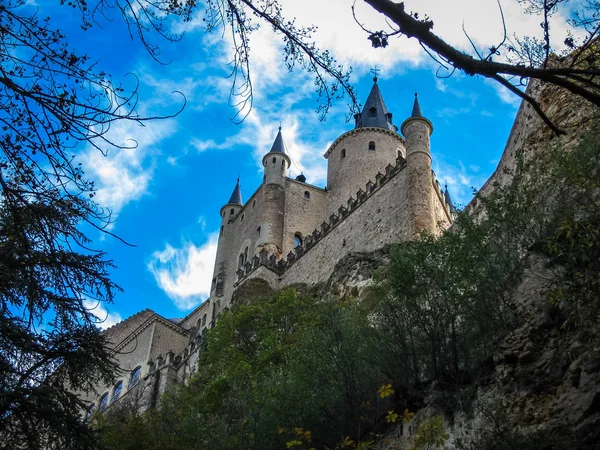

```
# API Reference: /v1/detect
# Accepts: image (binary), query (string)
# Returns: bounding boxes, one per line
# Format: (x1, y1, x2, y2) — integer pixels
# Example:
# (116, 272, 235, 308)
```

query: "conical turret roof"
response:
(444, 184, 456, 213)
(227, 178, 242, 205)
(355, 78, 397, 132)
(411, 93, 423, 118)
(269, 127, 286, 154)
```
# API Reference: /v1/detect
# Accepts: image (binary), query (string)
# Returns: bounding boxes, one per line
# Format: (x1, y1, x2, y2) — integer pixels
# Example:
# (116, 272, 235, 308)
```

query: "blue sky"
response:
(31, 0, 576, 326)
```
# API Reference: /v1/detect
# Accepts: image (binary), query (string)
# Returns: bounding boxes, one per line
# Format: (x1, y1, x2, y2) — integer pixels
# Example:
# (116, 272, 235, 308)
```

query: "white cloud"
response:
(83, 117, 178, 220)
(148, 232, 218, 310)
(84, 299, 123, 330)
(433, 159, 488, 207)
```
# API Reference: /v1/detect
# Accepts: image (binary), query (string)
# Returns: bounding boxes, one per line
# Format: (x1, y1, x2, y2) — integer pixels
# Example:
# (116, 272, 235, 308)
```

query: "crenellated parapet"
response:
(234, 152, 410, 286)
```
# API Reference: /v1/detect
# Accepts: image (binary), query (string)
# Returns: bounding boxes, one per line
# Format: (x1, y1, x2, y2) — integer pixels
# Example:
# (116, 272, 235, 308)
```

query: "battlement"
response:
(234, 154, 408, 285)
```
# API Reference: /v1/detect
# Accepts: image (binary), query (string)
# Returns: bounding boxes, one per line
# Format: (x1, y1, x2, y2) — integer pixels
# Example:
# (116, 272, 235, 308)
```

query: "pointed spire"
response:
(355, 79, 398, 132)
(227, 178, 242, 205)
(444, 183, 456, 213)
(411, 92, 423, 118)
(269, 127, 286, 154)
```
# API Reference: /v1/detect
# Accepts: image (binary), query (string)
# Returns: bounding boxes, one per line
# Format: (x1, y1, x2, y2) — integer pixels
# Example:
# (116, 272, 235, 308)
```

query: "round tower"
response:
(325, 78, 405, 215)
(401, 94, 436, 238)
(256, 128, 289, 258)
(211, 179, 243, 297)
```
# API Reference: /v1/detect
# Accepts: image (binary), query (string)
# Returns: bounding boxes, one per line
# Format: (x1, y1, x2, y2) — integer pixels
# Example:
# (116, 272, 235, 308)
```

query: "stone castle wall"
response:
(325, 127, 406, 218)
(282, 179, 328, 256)
(234, 153, 453, 291)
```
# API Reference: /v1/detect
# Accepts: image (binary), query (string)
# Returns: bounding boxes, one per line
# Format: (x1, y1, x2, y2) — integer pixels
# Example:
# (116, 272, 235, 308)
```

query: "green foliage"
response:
(99, 290, 386, 449)
(411, 416, 449, 450)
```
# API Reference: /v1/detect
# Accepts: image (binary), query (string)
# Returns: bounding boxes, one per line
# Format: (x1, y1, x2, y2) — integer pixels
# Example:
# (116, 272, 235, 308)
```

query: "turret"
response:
(401, 94, 436, 238)
(211, 179, 243, 297)
(256, 129, 288, 258)
(325, 77, 405, 216)
(262, 127, 291, 186)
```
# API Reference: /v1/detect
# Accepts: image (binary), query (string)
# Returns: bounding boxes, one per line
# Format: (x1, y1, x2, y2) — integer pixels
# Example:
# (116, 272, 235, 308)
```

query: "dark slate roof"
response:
(444, 184, 456, 212)
(227, 178, 243, 205)
(269, 127, 286, 154)
(355, 79, 397, 132)
(411, 93, 423, 118)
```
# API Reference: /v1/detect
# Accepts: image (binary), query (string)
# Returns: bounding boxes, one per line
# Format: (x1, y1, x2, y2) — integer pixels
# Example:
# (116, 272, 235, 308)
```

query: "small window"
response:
(241, 213, 244, 222)
(272, 157, 276, 164)
(304, 191, 310, 199)
(263, 175, 266, 183)
(238, 252, 245, 269)
(369, 107, 376, 117)
(85, 405, 96, 423)
(211, 277, 216, 289)
(219, 226, 224, 236)
(257, 226, 261, 237)
(281, 159, 285, 166)
(368, 141, 376, 151)
(202, 314, 207, 327)
(252, 200, 256, 209)
(230, 208, 234, 215)
(294, 233, 303, 248)
(99, 393, 109, 411)
(341, 148, 346, 159)
(111, 381, 123, 404)
(128, 366, 141, 390)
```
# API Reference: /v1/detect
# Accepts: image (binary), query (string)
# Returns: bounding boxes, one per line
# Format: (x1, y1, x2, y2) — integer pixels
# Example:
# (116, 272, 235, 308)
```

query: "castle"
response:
(76, 78, 455, 416)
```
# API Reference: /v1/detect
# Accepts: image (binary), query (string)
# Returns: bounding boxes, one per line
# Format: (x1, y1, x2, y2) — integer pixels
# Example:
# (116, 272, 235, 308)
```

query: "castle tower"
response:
(324, 77, 405, 215)
(401, 94, 436, 238)
(211, 179, 243, 297)
(256, 128, 290, 258)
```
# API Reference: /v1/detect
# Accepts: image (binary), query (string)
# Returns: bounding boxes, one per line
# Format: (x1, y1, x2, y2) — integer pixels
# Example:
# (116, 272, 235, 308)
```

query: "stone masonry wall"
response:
(282, 179, 328, 256)
(325, 127, 406, 217)
(280, 164, 410, 286)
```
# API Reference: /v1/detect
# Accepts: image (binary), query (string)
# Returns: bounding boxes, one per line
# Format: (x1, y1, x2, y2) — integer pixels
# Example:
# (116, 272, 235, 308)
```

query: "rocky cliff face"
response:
(315, 80, 600, 449)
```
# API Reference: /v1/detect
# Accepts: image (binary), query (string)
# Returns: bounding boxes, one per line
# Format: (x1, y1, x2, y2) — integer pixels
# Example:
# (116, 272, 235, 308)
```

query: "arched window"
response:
(272, 157, 276, 164)
(244, 246, 248, 262)
(128, 366, 141, 390)
(202, 314, 207, 327)
(369, 107, 376, 117)
(368, 141, 376, 151)
(294, 233, 303, 248)
(230, 208, 234, 215)
(282, 159, 285, 166)
(99, 393, 109, 411)
(111, 381, 123, 403)
(85, 405, 96, 423)
(341, 148, 346, 158)
(304, 191, 310, 199)
(238, 252, 245, 269)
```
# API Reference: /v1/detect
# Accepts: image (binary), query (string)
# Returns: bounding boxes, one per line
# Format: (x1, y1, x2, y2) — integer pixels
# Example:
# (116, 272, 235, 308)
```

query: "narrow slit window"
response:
(257, 226, 261, 237)
(111, 381, 123, 404)
(272, 157, 276, 164)
(230, 208, 234, 215)
(128, 367, 141, 390)
(341, 148, 346, 158)
(241, 214, 244, 222)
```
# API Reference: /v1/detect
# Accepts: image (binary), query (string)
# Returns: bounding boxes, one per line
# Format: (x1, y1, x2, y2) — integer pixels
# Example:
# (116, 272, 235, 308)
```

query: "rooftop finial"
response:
(371, 66, 381, 82)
